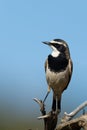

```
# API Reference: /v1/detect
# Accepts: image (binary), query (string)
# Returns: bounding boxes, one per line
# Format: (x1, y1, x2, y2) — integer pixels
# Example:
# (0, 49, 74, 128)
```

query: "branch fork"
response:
(33, 98, 58, 130)
(33, 98, 87, 130)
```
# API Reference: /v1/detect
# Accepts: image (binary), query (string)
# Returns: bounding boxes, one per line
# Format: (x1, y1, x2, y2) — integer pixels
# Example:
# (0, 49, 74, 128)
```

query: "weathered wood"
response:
(56, 114, 87, 130)
(33, 98, 58, 130)
(34, 99, 87, 130)
(61, 101, 87, 123)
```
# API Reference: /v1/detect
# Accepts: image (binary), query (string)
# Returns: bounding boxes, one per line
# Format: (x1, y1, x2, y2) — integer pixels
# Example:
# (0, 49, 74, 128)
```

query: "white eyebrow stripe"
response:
(50, 40, 67, 47)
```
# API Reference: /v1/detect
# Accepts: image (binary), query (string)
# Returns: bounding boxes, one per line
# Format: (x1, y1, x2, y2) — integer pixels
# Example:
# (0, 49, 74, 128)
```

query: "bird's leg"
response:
(56, 96, 61, 114)
(43, 91, 50, 103)
(43, 86, 51, 103)
(52, 94, 61, 114)
(56, 96, 58, 112)
(52, 95, 56, 111)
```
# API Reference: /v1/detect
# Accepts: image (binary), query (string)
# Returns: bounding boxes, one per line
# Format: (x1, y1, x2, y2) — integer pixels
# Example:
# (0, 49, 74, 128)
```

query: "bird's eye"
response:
(58, 45, 66, 52)
(52, 43, 66, 52)
(52, 43, 60, 49)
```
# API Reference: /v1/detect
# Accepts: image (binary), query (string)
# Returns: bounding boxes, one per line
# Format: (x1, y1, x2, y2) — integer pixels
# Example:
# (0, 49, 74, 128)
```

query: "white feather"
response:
(51, 45, 60, 57)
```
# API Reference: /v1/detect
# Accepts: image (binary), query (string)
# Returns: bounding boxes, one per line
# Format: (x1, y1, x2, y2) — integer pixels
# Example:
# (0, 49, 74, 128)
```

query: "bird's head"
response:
(42, 39, 70, 58)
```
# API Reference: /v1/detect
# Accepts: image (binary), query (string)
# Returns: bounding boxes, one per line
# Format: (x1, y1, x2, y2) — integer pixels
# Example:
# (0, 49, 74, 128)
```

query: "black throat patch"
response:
(48, 54, 68, 72)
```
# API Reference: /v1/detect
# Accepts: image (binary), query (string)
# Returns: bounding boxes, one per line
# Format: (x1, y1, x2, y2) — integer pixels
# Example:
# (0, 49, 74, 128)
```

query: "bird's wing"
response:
(67, 58, 73, 86)
(63, 58, 73, 91)
(69, 58, 73, 79)
(44, 59, 48, 72)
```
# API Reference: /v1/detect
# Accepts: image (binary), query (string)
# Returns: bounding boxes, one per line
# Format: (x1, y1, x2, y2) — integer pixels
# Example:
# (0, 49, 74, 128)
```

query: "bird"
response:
(42, 39, 73, 113)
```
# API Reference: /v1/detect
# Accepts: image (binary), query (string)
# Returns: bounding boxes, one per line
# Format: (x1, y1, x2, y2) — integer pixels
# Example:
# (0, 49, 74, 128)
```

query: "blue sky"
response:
(0, 0, 87, 130)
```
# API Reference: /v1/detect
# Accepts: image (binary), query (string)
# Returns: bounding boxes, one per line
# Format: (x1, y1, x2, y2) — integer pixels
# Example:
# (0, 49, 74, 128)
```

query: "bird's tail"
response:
(52, 93, 61, 112)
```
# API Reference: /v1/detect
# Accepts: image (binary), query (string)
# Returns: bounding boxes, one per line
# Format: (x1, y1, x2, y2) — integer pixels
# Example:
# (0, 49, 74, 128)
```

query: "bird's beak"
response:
(42, 41, 50, 45)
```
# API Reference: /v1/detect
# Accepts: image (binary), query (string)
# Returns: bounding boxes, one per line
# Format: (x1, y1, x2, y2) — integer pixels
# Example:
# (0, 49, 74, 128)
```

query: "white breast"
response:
(46, 64, 70, 94)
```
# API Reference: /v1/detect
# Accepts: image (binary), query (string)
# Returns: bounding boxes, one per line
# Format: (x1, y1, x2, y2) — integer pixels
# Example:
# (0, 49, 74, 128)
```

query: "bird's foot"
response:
(52, 109, 60, 115)
(57, 109, 61, 114)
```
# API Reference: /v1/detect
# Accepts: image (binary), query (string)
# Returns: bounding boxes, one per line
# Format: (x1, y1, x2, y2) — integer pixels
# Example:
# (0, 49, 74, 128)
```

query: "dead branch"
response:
(33, 99, 87, 130)
(33, 98, 59, 130)
(56, 113, 87, 130)
(61, 101, 87, 123)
